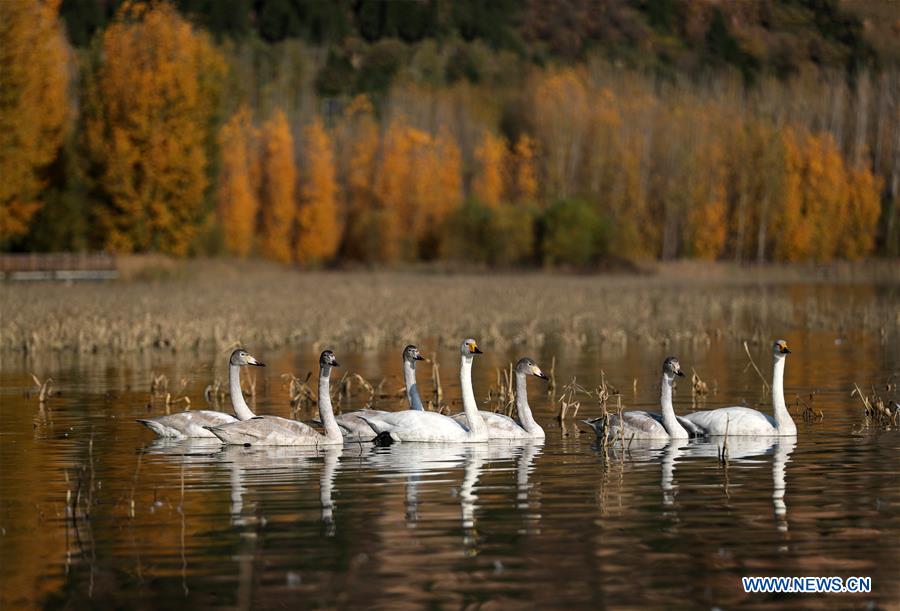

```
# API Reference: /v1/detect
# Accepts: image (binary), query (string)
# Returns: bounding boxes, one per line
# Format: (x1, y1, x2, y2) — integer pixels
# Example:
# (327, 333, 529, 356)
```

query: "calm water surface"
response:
(1, 330, 898, 609)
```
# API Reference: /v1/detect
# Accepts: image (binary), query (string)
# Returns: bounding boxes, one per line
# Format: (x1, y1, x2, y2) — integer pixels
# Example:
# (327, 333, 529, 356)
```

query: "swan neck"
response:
(515, 372, 541, 435)
(660, 373, 688, 439)
(403, 359, 424, 411)
(771, 356, 796, 434)
(230, 364, 256, 420)
(460, 355, 486, 437)
(318, 366, 342, 441)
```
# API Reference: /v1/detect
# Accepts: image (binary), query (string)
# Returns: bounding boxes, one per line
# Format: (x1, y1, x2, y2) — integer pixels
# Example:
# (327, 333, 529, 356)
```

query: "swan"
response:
(683, 340, 797, 436)
(331, 344, 426, 440)
(359, 339, 489, 443)
(205, 350, 344, 446)
(452, 357, 548, 439)
(136, 348, 265, 439)
(581, 357, 701, 440)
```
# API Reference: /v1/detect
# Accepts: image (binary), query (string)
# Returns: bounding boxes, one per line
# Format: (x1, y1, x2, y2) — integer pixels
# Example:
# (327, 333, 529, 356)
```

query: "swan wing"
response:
(477, 411, 529, 439)
(138, 410, 237, 439)
(683, 406, 777, 436)
(335, 409, 387, 440)
(583, 411, 669, 440)
(207, 415, 328, 446)
(360, 411, 470, 442)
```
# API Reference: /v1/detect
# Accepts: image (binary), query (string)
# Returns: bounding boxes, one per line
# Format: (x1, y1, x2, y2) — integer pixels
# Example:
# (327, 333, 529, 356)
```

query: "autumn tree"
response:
(339, 96, 381, 261)
(83, 2, 224, 254)
(472, 131, 506, 208)
(258, 109, 296, 263)
(0, 0, 70, 241)
(510, 134, 539, 204)
(296, 117, 340, 264)
(216, 106, 259, 257)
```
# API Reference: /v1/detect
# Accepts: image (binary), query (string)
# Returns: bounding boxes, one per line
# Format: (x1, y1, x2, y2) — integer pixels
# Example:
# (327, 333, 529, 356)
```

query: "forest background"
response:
(2, 0, 899, 267)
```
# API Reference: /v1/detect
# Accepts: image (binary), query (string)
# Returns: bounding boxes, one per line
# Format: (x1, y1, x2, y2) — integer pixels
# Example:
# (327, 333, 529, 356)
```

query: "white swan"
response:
(136, 348, 265, 439)
(452, 357, 548, 439)
(683, 340, 797, 436)
(582, 357, 700, 440)
(205, 350, 344, 446)
(331, 344, 426, 440)
(359, 339, 489, 443)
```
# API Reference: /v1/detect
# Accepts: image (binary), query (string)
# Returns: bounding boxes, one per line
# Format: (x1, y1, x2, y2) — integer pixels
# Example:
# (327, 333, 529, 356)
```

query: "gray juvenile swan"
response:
(205, 350, 343, 446)
(331, 344, 426, 440)
(136, 348, 264, 439)
(452, 357, 548, 440)
(683, 340, 797, 436)
(359, 339, 489, 443)
(582, 357, 701, 440)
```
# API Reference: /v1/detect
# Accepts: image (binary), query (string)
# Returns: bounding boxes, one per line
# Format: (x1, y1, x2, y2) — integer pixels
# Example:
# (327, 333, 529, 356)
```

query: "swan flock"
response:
(138, 338, 798, 446)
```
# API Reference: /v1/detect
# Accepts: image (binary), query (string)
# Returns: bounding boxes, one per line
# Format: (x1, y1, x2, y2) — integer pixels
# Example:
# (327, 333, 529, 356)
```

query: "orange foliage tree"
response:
(258, 109, 296, 263)
(84, 1, 225, 254)
(296, 117, 340, 264)
(472, 131, 507, 207)
(510, 134, 539, 204)
(339, 96, 381, 261)
(216, 106, 259, 257)
(0, 0, 70, 241)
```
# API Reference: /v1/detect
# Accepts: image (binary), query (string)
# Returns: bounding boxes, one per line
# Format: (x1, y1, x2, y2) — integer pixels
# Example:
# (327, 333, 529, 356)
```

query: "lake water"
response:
(1, 330, 898, 609)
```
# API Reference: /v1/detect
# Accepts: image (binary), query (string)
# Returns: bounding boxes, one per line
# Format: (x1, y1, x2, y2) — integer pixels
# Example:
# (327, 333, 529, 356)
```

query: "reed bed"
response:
(1, 260, 897, 355)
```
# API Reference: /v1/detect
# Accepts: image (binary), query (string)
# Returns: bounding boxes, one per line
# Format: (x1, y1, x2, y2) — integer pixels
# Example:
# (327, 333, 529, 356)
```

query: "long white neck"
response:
(514, 372, 544, 437)
(403, 359, 424, 411)
(318, 366, 342, 442)
(771, 356, 796, 434)
(660, 373, 689, 439)
(229, 364, 256, 420)
(460, 355, 487, 438)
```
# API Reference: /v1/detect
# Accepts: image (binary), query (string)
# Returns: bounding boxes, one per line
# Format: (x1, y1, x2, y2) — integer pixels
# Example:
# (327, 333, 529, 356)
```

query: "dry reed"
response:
(2, 260, 896, 355)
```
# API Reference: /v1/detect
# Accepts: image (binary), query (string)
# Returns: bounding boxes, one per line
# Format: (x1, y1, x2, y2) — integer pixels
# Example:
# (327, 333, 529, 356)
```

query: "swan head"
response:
(516, 357, 548, 380)
(663, 357, 684, 378)
(230, 348, 265, 367)
(403, 344, 425, 363)
(773, 339, 791, 357)
(320, 350, 340, 368)
(461, 338, 483, 356)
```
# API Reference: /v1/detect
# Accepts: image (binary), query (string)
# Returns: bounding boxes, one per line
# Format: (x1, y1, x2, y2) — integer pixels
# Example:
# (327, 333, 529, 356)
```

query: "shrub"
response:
(540, 198, 609, 266)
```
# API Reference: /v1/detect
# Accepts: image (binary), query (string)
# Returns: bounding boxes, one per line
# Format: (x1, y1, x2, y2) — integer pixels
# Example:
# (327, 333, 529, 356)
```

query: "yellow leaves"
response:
(0, 0, 70, 240)
(369, 118, 464, 261)
(776, 127, 881, 261)
(296, 117, 340, 265)
(511, 135, 539, 204)
(84, 1, 225, 255)
(258, 109, 296, 263)
(472, 131, 507, 208)
(217, 107, 259, 257)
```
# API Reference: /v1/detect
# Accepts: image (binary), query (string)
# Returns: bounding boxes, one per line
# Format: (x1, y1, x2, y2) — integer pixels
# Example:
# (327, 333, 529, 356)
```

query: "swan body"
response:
(333, 345, 425, 440)
(207, 350, 344, 446)
(582, 357, 696, 440)
(136, 349, 264, 439)
(360, 339, 489, 443)
(684, 340, 796, 436)
(452, 357, 548, 440)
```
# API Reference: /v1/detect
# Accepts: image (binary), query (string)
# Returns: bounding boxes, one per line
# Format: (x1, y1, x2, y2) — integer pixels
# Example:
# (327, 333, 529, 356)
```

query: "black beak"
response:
(255, 362, 266, 367)
(676, 370, 685, 377)
(782, 347, 791, 354)
(332, 361, 341, 367)
(414, 354, 425, 361)
(536, 372, 549, 380)
(473, 347, 483, 354)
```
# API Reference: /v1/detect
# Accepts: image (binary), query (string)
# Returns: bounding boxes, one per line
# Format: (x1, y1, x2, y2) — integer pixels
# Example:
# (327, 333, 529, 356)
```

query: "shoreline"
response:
(2, 259, 897, 356)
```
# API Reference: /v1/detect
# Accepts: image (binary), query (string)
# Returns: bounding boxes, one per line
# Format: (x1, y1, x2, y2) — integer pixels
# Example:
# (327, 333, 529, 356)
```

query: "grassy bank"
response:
(1, 259, 897, 355)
